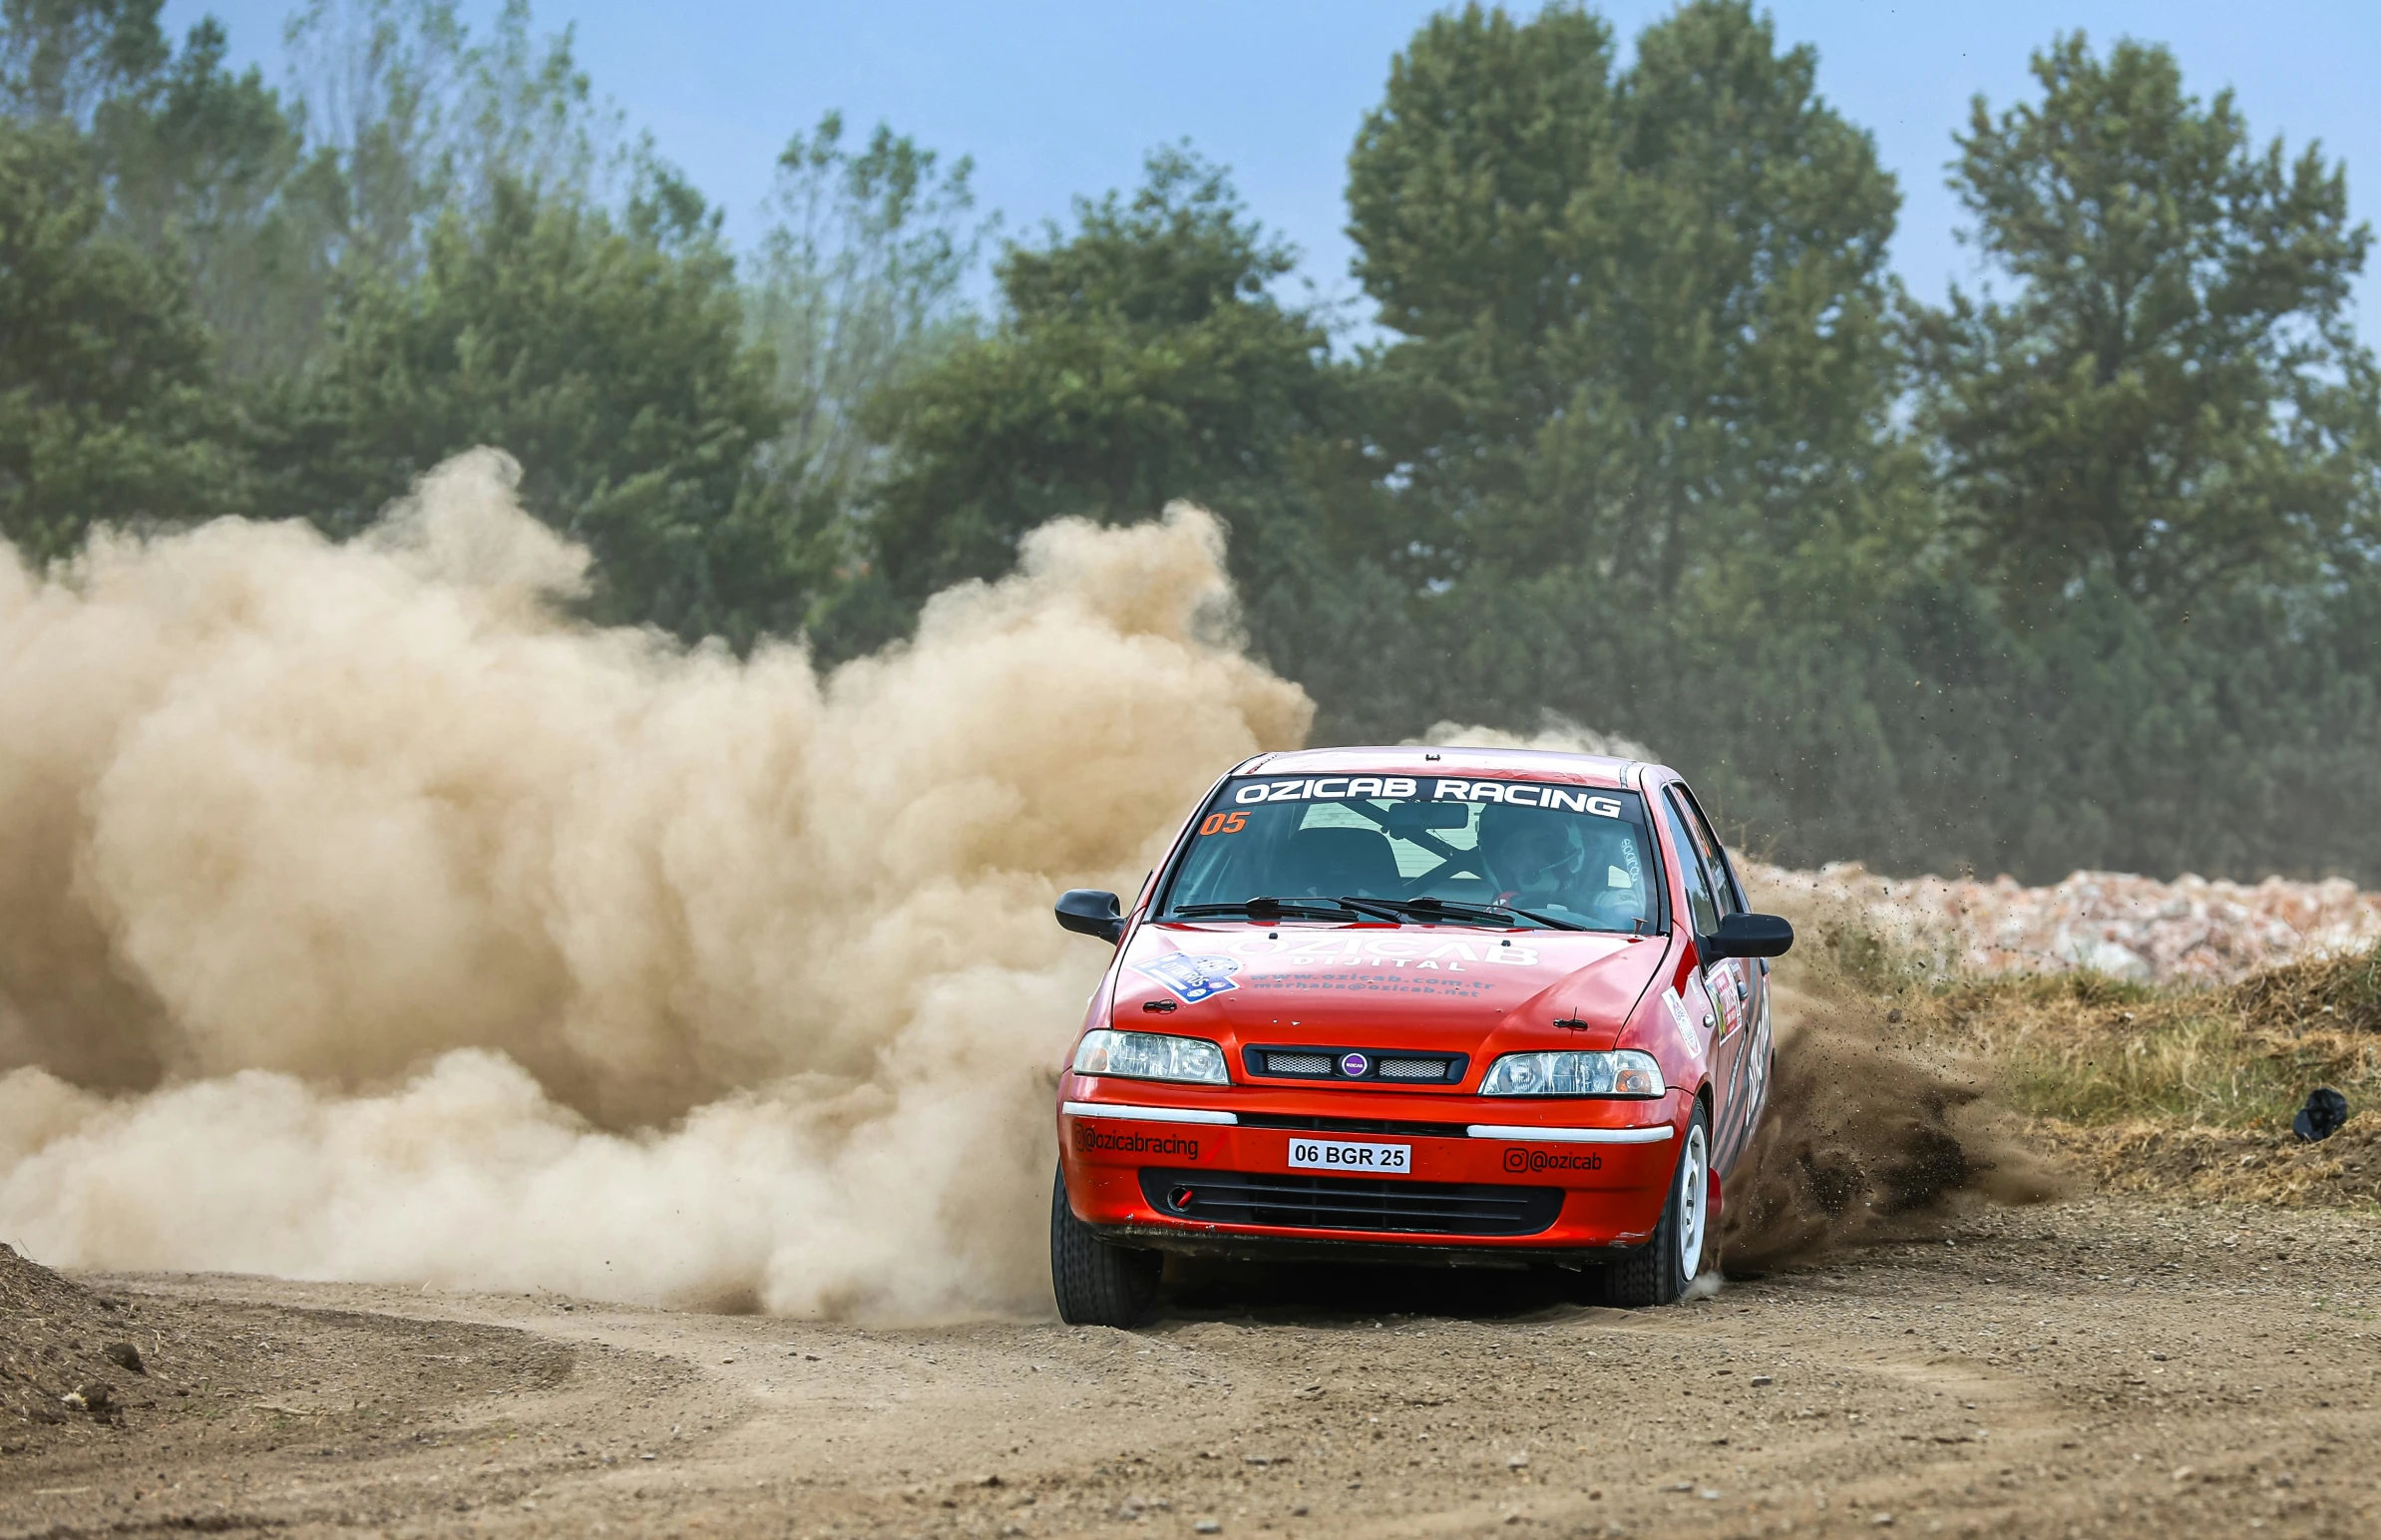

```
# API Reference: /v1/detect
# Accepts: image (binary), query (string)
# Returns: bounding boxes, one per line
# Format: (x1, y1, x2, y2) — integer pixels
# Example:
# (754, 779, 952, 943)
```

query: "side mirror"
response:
(1055, 889, 1126, 945)
(1706, 912, 1793, 960)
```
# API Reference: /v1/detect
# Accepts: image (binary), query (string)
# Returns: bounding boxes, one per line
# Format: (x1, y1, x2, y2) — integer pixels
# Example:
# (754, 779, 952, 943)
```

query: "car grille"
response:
(1236, 1113, 1471, 1139)
(1263, 1052, 1333, 1075)
(1243, 1046, 1467, 1084)
(1139, 1169, 1561, 1238)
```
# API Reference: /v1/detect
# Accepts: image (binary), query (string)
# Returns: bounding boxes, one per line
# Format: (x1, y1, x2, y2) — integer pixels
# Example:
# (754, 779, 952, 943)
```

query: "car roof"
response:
(1234, 744, 1668, 789)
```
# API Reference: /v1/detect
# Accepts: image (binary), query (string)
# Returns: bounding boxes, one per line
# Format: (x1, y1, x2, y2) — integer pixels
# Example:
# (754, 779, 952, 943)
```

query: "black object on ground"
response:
(2292, 1087, 2350, 1142)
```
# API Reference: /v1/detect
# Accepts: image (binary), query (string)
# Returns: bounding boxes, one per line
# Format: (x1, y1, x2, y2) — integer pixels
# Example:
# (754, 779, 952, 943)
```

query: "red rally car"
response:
(1047, 745, 1793, 1327)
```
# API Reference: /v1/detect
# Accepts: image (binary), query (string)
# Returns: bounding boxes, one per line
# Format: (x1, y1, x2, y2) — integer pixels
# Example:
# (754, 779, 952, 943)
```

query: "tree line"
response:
(5, 0, 2377, 883)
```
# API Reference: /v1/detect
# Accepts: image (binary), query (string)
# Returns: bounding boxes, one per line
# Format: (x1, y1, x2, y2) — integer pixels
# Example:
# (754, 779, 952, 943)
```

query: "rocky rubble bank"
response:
(1748, 861, 2381, 983)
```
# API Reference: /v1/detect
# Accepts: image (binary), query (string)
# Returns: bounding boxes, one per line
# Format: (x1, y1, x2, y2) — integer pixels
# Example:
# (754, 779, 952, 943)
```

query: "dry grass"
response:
(1777, 904, 2381, 1208)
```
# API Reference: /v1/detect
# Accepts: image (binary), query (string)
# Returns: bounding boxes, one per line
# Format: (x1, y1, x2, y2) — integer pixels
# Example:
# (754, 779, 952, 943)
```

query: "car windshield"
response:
(1159, 774, 1661, 935)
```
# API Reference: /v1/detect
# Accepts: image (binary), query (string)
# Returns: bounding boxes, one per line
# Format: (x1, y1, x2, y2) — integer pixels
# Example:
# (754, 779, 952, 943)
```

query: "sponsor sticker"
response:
(1233, 776, 1418, 805)
(1226, 777, 1622, 817)
(1134, 954, 1242, 1004)
(1288, 1138, 1411, 1174)
(1662, 985, 1692, 1032)
(1427, 780, 1624, 817)
(1074, 1125, 1202, 1161)
(1503, 1147, 1604, 1174)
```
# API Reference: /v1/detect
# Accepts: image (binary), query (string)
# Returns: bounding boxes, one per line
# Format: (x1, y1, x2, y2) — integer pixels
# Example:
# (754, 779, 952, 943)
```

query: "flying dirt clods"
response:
(1715, 981, 2060, 1275)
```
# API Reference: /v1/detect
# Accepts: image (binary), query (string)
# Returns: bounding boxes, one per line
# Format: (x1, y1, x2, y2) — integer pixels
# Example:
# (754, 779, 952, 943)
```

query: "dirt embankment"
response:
(0, 1243, 180, 1444)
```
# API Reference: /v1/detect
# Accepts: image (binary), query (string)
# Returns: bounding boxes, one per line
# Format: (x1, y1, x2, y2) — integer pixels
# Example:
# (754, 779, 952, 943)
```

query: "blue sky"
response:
(164, 0, 2380, 337)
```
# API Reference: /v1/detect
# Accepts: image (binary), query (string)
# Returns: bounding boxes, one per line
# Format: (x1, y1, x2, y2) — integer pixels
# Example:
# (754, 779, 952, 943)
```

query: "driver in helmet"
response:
(1476, 804, 1573, 904)
(1476, 804, 1645, 927)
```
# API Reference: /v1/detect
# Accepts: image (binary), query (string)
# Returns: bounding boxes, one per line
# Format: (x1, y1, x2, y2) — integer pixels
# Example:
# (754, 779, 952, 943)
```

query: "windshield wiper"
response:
(1353, 896, 1594, 932)
(1172, 897, 1364, 923)
(1329, 896, 1415, 924)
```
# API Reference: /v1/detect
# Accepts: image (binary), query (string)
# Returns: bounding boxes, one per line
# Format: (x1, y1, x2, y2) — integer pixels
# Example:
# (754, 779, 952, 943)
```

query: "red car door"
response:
(1672, 786, 1768, 1174)
(1659, 788, 1742, 1167)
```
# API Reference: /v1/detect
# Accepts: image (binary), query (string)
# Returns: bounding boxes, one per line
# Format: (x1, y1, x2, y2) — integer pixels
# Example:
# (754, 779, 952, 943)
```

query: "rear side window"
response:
(1660, 793, 1721, 938)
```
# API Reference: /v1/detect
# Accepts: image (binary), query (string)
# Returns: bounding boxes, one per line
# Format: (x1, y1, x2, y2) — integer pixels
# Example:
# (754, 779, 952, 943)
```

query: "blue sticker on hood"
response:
(1134, 954, 1242, 1004)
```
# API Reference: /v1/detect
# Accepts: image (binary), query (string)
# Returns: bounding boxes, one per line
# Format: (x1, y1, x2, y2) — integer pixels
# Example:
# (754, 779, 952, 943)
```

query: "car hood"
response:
(1117, 922, 1667, 1058)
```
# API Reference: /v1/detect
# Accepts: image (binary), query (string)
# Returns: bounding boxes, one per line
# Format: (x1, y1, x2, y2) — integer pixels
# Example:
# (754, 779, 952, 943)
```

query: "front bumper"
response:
(1056, 1076, 1686, 1265)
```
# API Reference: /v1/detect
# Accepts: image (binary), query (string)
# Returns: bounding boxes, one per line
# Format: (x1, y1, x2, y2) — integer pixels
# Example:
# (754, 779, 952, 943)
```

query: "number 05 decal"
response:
(1198, 811, 1249, 836)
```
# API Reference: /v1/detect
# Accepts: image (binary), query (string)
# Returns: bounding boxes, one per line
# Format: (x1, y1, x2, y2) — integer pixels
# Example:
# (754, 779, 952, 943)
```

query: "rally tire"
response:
(1049, 1166, 1162, 1328)
(1602, 1103, 1711, 1308)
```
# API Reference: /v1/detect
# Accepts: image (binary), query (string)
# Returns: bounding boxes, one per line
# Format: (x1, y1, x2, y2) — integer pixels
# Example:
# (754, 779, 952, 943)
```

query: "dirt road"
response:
(5, 1194, 2379, 1539)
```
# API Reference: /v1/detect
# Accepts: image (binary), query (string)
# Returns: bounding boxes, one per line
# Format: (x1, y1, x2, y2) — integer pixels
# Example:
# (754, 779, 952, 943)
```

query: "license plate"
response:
(1288, 1138, 1411, 1175)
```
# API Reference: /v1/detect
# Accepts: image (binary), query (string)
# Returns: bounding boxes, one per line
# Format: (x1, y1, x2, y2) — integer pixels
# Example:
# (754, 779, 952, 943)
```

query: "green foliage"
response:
(257, 175, 789, 643)
(1910, 33, 2381, 608)
(852, 146, 1339, 650)
(0, 0, 166, 120)
(1343, 1, 1614, 582)
(1347, 3, 1611, 361)
(1302, 8, 2381, 886)
(1349, 1, 1924, 620)
(1562, 0, 1922, 615)
(93, 17, 343, 376)
(279, 0, 623, 277)
(3, 0, 2381, 891)
(745, 112, 987, 628)
(0, 117, 236, 562)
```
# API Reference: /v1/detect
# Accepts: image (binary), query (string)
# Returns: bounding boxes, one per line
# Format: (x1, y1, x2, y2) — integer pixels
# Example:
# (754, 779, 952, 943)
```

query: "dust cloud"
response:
(0, 450, 1308, 1323)
(1412, 714, 1655, 763)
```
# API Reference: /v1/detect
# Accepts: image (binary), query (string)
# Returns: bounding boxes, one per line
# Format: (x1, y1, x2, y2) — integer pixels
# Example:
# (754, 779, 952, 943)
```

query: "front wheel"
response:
(1049, 1165, 1162, 1327)
(1601, 1103, 1711, 1308)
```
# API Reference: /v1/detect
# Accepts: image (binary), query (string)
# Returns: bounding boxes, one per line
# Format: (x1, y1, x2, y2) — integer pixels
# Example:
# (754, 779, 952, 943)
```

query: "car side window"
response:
(1660, 792, 1721, 938)
(1674, 786, 1745, 918)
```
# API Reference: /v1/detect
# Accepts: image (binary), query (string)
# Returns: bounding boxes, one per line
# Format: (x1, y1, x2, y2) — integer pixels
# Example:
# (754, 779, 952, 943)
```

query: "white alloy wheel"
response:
(1676, 1119, 1709, 1280)
(1600, 1101, 1710, 1307)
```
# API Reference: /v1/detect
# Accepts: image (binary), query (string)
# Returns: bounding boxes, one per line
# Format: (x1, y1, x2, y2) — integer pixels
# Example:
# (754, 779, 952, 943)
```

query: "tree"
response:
(744, 112, 987, 621)
(255, 172, 790, 644)
(0, 117, 237, 562)
(1347, 1, 1918, 616)
(750, 113, 986, 511)
(93, 17, 345, 378)
(1543, 0, 1915, 613)
(4, 0, 619, 379)
(280, 0, 623, 279)
(2, 1, 342, 376)
(1910, 33, 2380, 608)
(1343, 1, 1616, 582)
(853, 146, 1337, 639)
(0, 0, 165, 121)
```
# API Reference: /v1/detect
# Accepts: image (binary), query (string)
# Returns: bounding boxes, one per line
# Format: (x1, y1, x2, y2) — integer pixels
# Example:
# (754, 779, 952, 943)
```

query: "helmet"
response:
(1476, 804, 1581, 887)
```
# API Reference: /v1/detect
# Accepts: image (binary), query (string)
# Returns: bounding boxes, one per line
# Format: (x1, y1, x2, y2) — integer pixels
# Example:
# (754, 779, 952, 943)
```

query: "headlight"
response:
(1072, 1029, 1230, 1085)
(1478, 1049, 1665, 1097)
